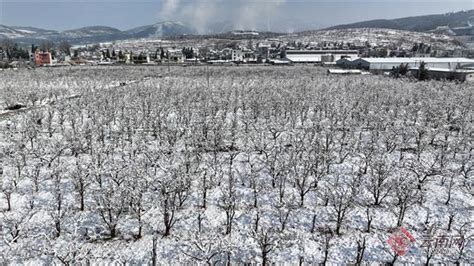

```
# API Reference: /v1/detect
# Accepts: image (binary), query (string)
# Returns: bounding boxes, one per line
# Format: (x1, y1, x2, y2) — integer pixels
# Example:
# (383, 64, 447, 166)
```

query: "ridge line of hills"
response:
(324, 10, 473, 35)
(0, 10, 472, 45)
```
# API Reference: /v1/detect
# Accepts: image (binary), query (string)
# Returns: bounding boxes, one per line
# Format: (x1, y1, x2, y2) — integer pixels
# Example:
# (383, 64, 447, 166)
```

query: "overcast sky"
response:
(0, 0, 472, 32)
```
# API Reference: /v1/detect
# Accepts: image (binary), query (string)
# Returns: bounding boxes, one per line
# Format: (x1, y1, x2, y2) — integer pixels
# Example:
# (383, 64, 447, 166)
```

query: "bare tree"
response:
(180, 233, 224, 265)
(365, 157, 394, 206)
(57, 41, 72, 56)
(292, 149, 321, 207)
(39, 40, 54, 52)
(1, 209, 32, 244)
(71, 163, 90, 211)
(275, 201, 295, 233)
(50, 171, 67, 238)
(253, 227, 279, 266)
(1, 181, 13, 212)
(94, 187, 126, 238)
(354, 234, 367, 265)
(128, 173, 148, 239)
(421, 224, 439, 265)
(392, 179, 418, 227)
(445, 172, 456, 205)
(315, 226, 334, 265)
(219, 187, 236, 236)
(326, 175, 358, 235)
(405, 157, 440, 203)
(159, 181, 178, 237)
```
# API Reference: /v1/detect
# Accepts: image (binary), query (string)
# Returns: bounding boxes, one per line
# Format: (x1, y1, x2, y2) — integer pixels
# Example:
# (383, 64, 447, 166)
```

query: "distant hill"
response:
(326, 10, 474, 35)
(1, 10, 473, 45)
(293, 28, 465, 51)
(11, 26, 58, 36)
(126, 22, 196, 39)
(0, 21, 196, 44)
(0, 25, 32, 39)
(61, 26, 122, 38)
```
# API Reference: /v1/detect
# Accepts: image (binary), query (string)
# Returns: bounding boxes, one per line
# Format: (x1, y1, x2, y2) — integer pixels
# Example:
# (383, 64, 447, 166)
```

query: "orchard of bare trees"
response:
(0, 65, 472, 264)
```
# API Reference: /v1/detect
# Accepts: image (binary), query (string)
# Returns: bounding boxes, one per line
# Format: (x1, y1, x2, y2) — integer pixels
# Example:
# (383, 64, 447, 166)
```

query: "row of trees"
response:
(0, 66, 472, 264)
(0, 40, 29, 61)
(390, 62, 430, 81)
(0, 39, 74, 64)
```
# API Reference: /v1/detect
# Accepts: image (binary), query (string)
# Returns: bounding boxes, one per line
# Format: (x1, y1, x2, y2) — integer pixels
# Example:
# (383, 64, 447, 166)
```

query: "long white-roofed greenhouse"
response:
(351, 57, 474, 71)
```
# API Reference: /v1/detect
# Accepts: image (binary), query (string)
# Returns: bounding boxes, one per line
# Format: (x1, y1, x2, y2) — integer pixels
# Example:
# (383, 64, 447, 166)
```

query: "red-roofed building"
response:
(35, 51, 52, 66)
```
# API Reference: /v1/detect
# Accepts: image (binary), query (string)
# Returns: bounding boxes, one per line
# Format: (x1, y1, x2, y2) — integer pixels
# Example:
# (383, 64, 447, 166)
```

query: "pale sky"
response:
(0, 0, 472, 32)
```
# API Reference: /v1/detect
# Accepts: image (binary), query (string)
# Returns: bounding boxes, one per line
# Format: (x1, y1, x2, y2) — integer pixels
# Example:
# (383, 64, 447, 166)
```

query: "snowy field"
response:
(0, 65, 472, 264)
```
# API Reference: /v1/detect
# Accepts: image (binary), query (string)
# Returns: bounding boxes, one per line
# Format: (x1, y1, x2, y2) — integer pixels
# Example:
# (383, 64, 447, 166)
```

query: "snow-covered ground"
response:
(0, 65, 472, 264)
(292, 28, 465, 50)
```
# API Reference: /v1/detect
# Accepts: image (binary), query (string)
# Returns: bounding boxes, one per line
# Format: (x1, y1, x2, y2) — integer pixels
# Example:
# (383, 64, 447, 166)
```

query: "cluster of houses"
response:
(64, 40, 466, 66)
(2, 39, 473, 82)
(87, 46, 362, 66)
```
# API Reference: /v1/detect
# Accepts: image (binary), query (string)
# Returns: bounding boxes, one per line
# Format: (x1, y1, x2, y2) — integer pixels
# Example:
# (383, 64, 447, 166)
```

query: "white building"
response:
(408, 67, 474, 82)
(285, 50, 359, 64)
(232, 50, 244, 62)
(167, 49, 184, 63)
(351, 57, 474, 72)
(231, 49, 256, 63)
(327, 69, 369, 75)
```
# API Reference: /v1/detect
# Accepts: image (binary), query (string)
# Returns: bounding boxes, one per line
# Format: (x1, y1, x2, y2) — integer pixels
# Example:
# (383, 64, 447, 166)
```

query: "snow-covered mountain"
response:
(325, 10, 474, 36)
(0, 25, 58, 39)
(126, 21, 196, 38)
(0, 25, 29, 39)
(0, 22, 196, 44)
(12, 26, 58, 36)
(1, 10, 472, 45)
(206, 19, 326, 34)
(61, 26, 122, 38)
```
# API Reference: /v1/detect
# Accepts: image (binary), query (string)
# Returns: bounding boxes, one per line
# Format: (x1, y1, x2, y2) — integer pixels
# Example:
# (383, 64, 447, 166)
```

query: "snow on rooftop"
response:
(358, 57, 474, 63)
(409, 67, 474, 73)
(336, 57, 358, 62)
(328, 69, 363, 74)
(286, 50, 359, 54)
(286, 54, 322, 62)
